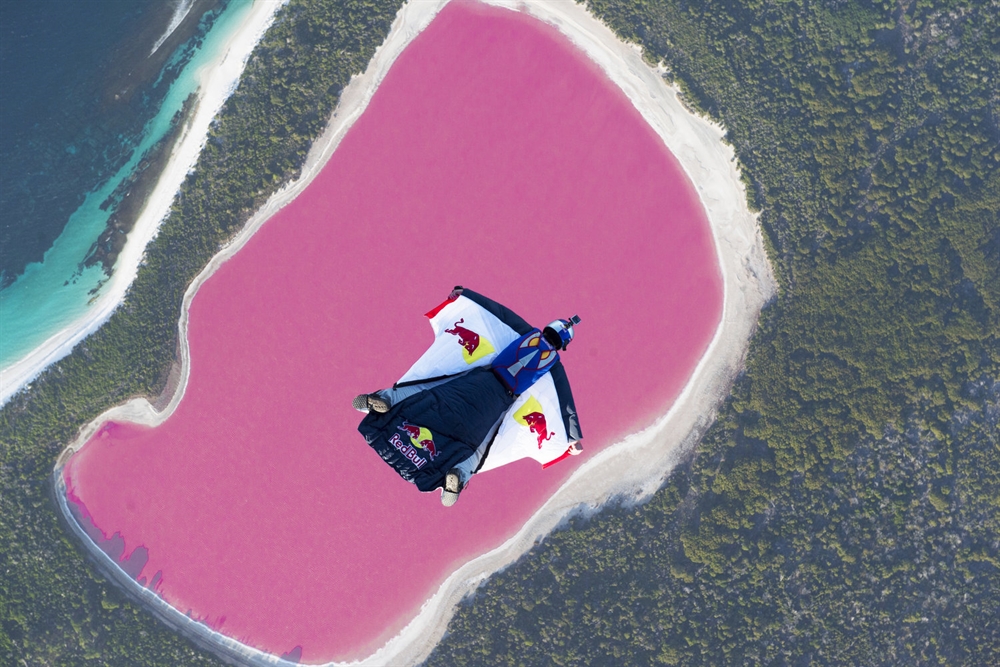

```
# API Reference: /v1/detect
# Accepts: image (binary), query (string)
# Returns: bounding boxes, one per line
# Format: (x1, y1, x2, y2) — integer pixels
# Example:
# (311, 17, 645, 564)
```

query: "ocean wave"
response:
(150, 0, 196, 56)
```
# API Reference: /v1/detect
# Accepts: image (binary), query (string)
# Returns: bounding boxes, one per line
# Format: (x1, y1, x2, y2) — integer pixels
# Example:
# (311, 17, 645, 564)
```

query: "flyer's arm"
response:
(549, 361, 582, 442)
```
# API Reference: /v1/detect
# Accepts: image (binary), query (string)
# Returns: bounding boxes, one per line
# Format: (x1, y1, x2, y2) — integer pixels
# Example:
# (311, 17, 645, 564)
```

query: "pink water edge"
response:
(62, 1, 723, 663)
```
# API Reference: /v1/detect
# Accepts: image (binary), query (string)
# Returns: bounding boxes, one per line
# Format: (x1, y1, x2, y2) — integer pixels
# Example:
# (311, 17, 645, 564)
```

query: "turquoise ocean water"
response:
(0, 0, 257, 385)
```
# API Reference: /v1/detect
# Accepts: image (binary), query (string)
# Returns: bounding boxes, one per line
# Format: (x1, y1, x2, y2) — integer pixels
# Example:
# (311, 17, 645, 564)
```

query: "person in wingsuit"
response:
(355, 287, 582, 506)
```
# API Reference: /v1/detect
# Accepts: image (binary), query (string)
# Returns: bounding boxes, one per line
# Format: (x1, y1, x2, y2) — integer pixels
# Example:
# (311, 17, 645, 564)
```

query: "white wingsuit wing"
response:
(479, 373, 570, 471)
(397, 295, 521, 385)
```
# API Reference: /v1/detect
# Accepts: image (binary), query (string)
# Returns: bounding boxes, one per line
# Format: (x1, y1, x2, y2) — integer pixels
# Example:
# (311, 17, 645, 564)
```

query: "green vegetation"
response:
(2, 0, 997, 664)
(0, 0, 403, 663)
(426, 0, 999, 664)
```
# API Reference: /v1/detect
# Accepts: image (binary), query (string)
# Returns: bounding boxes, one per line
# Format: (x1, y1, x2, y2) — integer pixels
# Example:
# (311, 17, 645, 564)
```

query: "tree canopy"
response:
(426, 0, 999, 664)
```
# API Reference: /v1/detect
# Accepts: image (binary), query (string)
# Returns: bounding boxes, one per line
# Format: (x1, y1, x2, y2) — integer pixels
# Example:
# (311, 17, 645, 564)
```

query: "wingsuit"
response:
(357, 288, 582, 492)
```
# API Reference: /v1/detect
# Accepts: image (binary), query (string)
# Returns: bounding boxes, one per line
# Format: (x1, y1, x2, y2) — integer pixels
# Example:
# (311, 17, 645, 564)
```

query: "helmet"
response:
(543, 315, 581, 350)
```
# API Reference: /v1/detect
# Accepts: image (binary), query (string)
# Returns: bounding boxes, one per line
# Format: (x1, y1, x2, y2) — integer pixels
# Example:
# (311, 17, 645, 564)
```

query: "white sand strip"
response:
(0, 0, 287, 406)
(53, 0, 776, 665)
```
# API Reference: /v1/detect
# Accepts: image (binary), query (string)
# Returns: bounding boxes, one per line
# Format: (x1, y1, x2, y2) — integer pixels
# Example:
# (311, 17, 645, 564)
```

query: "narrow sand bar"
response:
(56, 0, 774, 665)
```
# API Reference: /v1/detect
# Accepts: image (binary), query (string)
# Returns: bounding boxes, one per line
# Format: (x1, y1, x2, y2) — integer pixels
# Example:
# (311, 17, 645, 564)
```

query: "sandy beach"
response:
(0, 0, 287, 406)
(53, 0, 775, 665)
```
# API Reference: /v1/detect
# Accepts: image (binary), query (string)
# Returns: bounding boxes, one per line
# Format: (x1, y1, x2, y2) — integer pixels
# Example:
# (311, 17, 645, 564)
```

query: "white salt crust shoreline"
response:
(53, 0, 777, 665)
(0, 0, 288, 406)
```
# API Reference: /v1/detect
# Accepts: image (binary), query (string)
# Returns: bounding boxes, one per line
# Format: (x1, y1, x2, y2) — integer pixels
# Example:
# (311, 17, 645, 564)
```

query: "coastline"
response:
(52, 1, 775, 666)
(0, 0, 287, 406)
(361, 2, 776, 663)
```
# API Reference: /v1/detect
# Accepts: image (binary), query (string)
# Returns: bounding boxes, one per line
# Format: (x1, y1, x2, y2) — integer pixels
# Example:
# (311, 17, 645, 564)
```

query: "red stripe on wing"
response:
(424, 295, 459, 319)
(541, 448, 574, 469)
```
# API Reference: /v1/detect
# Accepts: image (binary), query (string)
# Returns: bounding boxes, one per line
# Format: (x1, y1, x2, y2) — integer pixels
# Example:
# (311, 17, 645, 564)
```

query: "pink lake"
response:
(62, 1, 723, 663)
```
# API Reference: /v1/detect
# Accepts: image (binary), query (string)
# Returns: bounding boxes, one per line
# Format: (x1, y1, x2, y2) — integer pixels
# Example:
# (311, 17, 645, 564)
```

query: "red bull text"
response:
(389, 433, 427, 469)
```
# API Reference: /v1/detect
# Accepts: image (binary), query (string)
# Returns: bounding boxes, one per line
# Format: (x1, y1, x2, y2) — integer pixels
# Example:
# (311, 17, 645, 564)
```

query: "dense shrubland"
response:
(1, 0, 997, 663)
(426, 0, 999, 664)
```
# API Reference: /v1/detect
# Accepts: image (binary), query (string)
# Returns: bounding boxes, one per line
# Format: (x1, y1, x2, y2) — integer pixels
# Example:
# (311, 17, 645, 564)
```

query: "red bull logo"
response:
(514, 396, 554, 449)
(445, 318, 480, 354)
(398, 421, 438, 460)
(445, 318, 495, 364)
(521, 412, 553, 448)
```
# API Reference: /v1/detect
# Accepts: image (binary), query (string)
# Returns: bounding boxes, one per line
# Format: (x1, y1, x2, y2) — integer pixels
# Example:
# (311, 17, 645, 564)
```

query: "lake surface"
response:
(63, 1, 723, 662)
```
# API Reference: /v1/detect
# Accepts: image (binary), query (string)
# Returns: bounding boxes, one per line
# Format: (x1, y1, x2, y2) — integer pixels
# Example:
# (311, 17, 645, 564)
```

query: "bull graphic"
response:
(445, 318, 481, 355)
(398, 421, 438, 460)
(521, 412, 553, 448)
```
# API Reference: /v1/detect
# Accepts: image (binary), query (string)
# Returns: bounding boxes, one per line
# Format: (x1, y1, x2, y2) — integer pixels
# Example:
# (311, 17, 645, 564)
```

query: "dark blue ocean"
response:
(0, 0, 257, 395)
(2, 0, 167, 285)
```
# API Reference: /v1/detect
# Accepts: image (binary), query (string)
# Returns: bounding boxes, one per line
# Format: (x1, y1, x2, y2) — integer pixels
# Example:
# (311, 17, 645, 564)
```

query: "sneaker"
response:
(352, 394, 370, 412)
(352, 393, 390, 413)
(441, 470, 463, 507)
